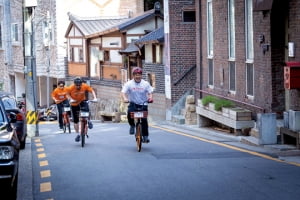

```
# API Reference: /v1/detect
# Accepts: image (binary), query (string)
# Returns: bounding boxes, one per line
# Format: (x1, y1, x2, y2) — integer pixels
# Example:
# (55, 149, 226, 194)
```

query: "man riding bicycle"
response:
(51, 80, 69, 130)
(121, 67, 153, 143)
(66, 77, 97, 142)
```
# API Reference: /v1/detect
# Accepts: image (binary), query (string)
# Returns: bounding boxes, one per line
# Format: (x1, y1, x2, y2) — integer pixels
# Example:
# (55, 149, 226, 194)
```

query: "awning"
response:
(119, 42, 140, 55)
(253, 0, 273, 11)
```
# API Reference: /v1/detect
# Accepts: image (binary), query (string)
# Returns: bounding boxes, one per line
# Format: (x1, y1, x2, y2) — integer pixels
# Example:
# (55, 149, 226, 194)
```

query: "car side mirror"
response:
(9, 112, 17, 123)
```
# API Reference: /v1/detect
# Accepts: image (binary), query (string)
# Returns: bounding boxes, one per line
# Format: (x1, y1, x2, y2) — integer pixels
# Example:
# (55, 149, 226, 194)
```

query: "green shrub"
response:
(214, 99, 235, 111)
(201, 95, 218, 106)
(201, 95, 234, 111)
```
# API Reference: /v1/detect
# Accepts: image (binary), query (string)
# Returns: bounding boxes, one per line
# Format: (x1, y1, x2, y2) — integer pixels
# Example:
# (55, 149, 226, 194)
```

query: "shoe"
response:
(59, 125, 63, 129)
(75, 135, 80, 142)
(88, 121, 93, 129)
(129, 126, 135, 135)
(143, 136, 150, 143)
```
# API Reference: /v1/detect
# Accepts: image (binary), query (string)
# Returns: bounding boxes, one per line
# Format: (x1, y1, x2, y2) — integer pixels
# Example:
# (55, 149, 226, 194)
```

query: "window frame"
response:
(246, 63, 254, 97)
(0, 21, 3, 49)
(207, 0, 214, 58)
(11, 23, 19, 44)
(183, 10, 196, 23)
(229, 61, 236, 92)
(208, 58, 214, 87)
(245, 0, 254, 62)
(0, 6, 3, 50)
(228, 0, 235, 60)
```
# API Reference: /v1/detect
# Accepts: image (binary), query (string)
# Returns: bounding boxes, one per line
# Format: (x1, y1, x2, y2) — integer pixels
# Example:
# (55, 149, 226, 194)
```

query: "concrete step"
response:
(241, 136, 260, 146)
(172, 115, 185, 125)
(180, 108, 186, 115)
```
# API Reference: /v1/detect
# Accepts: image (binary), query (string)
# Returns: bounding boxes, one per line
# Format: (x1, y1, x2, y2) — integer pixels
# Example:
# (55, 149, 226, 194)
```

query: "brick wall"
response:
(167, 0, 197, 105)
(196, 0, 299, 116)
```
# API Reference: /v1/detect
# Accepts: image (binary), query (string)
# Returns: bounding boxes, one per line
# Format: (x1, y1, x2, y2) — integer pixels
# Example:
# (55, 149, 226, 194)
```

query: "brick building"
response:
(195, 0, 300, 118)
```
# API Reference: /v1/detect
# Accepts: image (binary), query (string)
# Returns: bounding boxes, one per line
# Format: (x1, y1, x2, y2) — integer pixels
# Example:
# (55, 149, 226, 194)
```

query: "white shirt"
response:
(121, 79, 153, 105)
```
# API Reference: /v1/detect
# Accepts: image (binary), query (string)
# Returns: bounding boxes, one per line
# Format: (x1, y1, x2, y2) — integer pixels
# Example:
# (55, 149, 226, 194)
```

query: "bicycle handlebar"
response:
(69, 99, 98, 104)
(124, 100, 153, 104)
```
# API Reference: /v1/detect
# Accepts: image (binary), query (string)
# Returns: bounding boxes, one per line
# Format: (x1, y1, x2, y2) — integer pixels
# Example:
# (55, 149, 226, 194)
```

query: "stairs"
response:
(171, 108, 186, 124)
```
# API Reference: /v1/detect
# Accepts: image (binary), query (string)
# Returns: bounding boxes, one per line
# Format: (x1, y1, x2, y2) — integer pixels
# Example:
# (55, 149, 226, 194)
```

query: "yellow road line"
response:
(40, 182, 52, 192)
(37, 148, 45, 152)
(39, 160, 49, 167)
(38, 153, 46, 159)
(40, 170, 51, 178)
(152, 125, 300, 167)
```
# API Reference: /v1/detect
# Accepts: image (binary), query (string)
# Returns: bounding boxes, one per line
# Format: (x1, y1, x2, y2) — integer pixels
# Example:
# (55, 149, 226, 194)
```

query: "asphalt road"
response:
(17, 122, 300, 200)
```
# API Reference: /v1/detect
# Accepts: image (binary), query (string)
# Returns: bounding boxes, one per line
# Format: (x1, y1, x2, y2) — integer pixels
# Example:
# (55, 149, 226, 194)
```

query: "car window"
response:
(0, 109, 4, 122)
(2, 96, 17, 109)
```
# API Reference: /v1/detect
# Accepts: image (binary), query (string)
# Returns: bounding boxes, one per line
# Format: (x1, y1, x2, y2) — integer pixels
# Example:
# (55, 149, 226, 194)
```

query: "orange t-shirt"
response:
(66, 83, 94, 106)
(51, 87, 68, 104)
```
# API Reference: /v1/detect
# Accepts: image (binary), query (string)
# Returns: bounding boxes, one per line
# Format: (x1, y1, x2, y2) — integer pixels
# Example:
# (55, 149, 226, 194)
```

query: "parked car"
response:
(0, 98, 20, 199)
(0, 92, 27, 149)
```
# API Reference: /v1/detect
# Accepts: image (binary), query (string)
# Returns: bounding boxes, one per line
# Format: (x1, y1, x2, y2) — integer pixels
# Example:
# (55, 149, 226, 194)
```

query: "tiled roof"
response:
(67, 13, 128, 38)
(119, 42, 140, 54)
(67, 9, 163, 38)
(135, 26, 164, 44)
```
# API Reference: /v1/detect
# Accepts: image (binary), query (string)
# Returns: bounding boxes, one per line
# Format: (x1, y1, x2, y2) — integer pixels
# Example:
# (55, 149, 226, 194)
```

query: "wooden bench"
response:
(280, 127, 300, 149)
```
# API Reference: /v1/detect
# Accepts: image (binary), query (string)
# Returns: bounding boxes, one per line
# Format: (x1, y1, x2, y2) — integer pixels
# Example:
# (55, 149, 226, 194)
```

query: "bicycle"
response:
(78, 99, 97, 147)
(62, 101, 71, 133)
(129, 101, 151, 152)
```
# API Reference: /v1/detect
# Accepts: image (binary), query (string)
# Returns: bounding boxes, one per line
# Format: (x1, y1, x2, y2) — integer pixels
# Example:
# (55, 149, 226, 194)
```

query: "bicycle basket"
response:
(130, 111, 148, 118)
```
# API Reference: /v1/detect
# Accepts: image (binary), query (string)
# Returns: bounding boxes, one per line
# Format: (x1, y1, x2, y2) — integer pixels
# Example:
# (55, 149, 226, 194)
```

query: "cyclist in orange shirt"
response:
(66, 77, 97, 142)
(51, 80, 69, 130)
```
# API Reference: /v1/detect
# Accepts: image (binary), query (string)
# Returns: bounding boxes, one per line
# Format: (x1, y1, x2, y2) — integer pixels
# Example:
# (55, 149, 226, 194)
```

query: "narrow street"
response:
(17, 122, 300, 200)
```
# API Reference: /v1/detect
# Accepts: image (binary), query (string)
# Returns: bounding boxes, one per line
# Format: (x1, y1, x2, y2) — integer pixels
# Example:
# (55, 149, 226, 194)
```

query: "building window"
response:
(11, 23, 19, 43)
(228, 0, 235, 59)
(70, 47, 83, 62)
(229, 61, 236, 92)
(90, 46, 100, 78)
(208, 59, 214, 86)
(104, 50, 110, 62)
(70, 47, 74, 61)
(79, 48, 83, 62)
(207, 0, 214, 57)
(246, 63, 254, 96)
(183, 11, 196, 22)
(245, 0, 254, 61)
(0, 6, 3, 49)
(0, 22, 2, 49)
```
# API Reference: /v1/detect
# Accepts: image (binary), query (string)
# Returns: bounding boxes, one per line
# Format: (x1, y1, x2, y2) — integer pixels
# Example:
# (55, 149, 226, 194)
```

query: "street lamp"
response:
(24, 0, 39, 137)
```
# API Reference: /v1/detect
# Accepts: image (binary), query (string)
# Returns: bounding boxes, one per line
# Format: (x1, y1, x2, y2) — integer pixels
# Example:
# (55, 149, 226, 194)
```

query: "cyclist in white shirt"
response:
(121, 67, 153, 143)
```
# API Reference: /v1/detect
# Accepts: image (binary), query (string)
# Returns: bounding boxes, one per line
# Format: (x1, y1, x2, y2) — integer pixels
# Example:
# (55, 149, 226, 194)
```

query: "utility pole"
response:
(24, 0, 39, 137)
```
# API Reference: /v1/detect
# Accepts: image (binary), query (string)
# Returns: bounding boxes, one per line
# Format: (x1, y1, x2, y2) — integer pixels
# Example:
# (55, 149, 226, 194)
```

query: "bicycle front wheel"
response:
(135, 123, 142, 152)
(63, 124, 66, 133)
(67, 124, 71, 133)
(81, 120, 87, 147)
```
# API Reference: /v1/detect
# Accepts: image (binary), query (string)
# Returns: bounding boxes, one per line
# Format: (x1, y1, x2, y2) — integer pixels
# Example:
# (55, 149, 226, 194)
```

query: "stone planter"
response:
(196, 99, 255, 131)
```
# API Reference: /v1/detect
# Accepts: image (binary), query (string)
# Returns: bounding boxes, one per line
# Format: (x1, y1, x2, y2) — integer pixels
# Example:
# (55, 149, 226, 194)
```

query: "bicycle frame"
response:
(62, 102, 71, 133)
(79, 100, 94, 147)
(129, 101, 149, 152)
